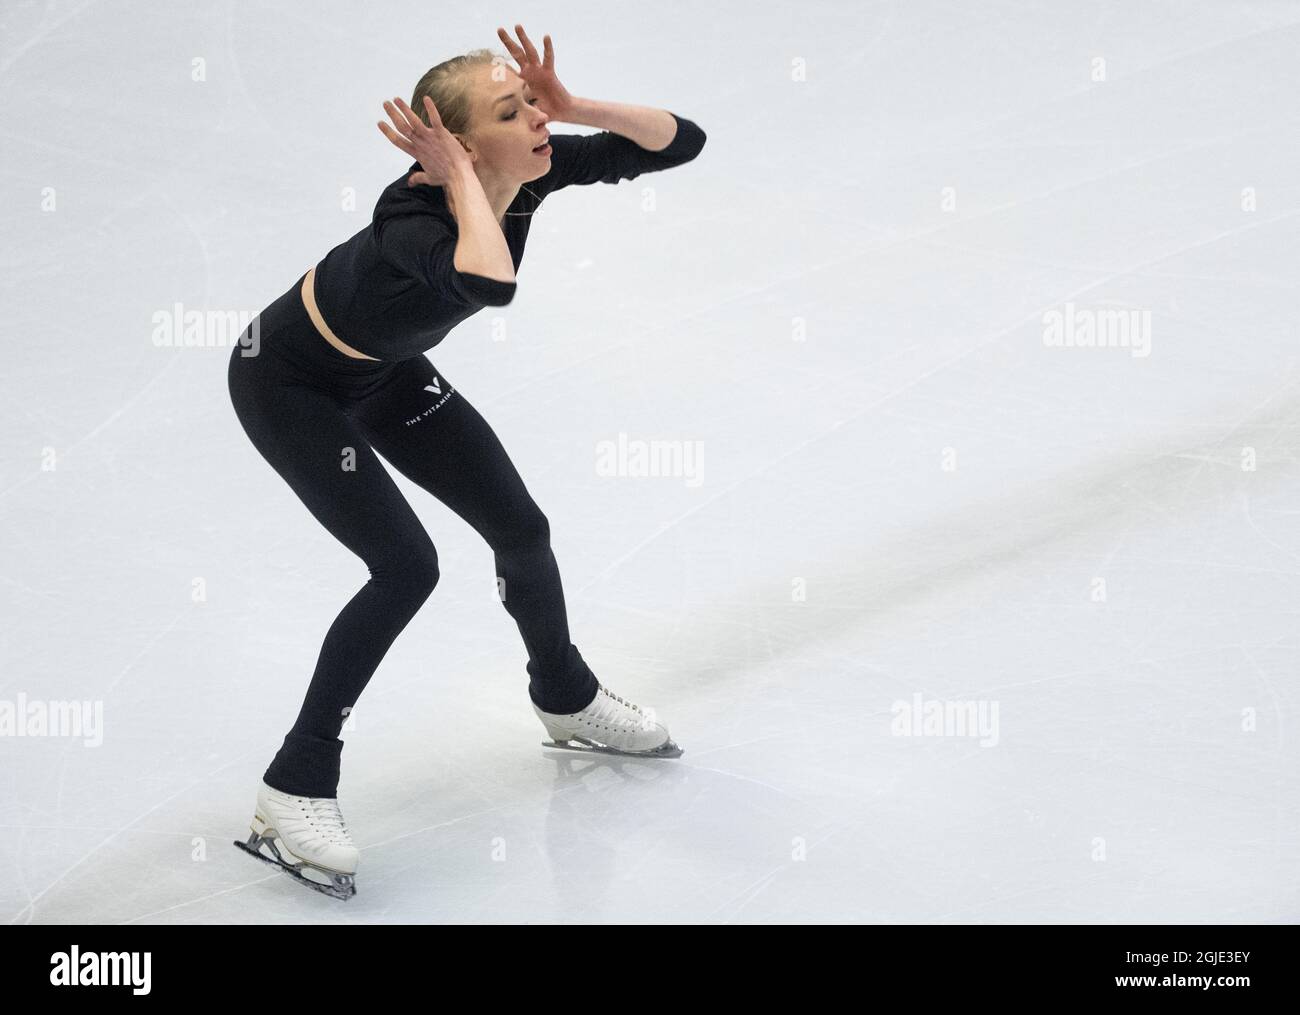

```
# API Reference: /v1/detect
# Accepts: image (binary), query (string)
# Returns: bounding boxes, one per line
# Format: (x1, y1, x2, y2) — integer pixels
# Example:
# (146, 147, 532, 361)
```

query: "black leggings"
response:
(227, 273, 598, 797)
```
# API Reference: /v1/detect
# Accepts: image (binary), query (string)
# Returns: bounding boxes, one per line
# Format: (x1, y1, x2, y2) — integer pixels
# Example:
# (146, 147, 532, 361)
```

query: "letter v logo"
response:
(424, 376, 441, 395)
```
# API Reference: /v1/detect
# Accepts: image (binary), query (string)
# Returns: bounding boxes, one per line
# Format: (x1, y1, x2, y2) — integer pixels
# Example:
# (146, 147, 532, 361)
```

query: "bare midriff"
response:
(301, 265, 381, 361)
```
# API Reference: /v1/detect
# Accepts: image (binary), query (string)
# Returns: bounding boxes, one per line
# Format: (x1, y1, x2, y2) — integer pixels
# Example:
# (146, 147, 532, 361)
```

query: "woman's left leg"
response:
(348, 355, 600, 714)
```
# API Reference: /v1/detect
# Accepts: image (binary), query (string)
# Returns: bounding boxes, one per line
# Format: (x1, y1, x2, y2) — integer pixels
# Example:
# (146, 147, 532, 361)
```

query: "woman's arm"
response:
(494, 27, 705, 192)
(443, 162, 516, 285)
(378, 95, 516, 287)
(537, 112, 706, 192)
(561, 97, 680, 152)
(493, 25, 687, 153)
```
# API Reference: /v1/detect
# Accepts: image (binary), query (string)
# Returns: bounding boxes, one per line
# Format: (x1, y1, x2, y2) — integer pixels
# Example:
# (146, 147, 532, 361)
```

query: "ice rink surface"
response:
(1, 1, 1297, 923)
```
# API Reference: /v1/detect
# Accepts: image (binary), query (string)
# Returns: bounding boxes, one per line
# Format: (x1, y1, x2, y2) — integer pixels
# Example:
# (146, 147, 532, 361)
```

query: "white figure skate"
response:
(233, 779, 358, 900)
(535, 682, 683, 758)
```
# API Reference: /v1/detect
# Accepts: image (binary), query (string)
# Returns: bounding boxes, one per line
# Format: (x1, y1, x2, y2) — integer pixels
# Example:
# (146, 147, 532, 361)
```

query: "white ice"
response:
(1, 0, 1298, 923)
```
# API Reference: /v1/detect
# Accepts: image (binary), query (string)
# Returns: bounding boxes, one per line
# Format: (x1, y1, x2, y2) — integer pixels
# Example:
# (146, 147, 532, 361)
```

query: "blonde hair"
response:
(409, 49, 511, 135)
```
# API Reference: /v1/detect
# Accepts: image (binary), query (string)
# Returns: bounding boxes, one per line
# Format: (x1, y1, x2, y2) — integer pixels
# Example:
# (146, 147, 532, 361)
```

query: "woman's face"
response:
(459, 64, 552, 182)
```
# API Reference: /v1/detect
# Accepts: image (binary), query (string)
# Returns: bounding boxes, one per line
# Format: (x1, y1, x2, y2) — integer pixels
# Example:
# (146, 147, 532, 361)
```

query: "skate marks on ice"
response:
(640, 382, 1300, 700)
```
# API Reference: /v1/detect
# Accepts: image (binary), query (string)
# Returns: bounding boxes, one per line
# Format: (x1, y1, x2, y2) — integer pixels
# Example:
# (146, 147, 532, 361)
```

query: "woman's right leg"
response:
(228, 337, 439, 799)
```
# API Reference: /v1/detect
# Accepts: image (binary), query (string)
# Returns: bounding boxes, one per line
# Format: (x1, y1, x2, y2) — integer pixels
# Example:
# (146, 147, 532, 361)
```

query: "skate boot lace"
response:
(591, 683, 651, 731)
(311, 799, 350, 842)
(598, 683, 641, 713)
(286, 795, 352, 846)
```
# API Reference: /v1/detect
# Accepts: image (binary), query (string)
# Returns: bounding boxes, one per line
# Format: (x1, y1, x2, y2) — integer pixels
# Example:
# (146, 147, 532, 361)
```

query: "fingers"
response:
(496, 25, 524, 64)
(418, 94, 444, 128)
(376, 119, 415, 157)
(396, 94, 437, 131)
(382, 99, 416, 140)
(515, 23, 540, 65)
(379, 94, 436, 158)
(497, 23, 544, 68)
(542, 33, 554, 69)
(387, 96, 426, 135)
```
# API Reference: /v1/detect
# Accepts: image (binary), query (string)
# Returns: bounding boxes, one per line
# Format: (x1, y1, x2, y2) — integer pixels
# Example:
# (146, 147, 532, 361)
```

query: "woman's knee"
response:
(494, 506, 551, 556)
(371, 539, 440, 597)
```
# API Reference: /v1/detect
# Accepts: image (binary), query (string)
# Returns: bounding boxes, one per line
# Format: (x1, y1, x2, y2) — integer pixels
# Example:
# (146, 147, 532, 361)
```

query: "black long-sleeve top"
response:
(309, 112, 707, 361)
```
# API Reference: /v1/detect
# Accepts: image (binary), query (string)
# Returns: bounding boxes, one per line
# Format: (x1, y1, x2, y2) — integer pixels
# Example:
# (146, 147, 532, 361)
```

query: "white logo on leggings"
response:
(405, 377, 455, 426)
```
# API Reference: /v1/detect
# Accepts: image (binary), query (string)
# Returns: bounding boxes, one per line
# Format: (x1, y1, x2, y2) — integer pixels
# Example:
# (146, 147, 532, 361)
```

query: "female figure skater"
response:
(228, 26, 706, 899)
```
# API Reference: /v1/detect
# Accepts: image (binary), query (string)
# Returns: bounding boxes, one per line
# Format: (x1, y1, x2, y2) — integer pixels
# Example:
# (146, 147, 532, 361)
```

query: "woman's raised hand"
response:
(376, 95, 472, 188)
(496, 24, 575, 121)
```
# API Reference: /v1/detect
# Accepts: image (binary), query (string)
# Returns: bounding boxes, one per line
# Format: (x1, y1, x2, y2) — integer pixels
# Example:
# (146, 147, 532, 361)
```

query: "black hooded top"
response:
(309, 111, 707, 361)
